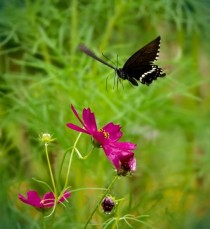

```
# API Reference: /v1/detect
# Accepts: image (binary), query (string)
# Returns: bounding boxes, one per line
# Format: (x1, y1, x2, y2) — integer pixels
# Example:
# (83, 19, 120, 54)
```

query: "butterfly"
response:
(79, 36, 165, 86)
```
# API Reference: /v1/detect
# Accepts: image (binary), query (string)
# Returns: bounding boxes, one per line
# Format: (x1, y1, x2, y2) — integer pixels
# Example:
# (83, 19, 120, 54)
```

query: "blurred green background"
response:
(1, 0, 210, 228)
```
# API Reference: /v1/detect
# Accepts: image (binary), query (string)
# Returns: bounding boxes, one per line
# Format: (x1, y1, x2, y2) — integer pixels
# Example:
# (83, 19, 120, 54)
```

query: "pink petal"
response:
(103, 123, 122, 141)
(92, 131, 106, 144)
(113, 141, 136, 150)
(102, 144, 120, 169)
(129, 157, 136, 171)
(83, 108, 97, 133)
(70, 104, 86, 127)
(18, 190, 42, 208)
(42, 192, 55, 208)
(58, 190, 71, 203)
(66, 123, 90, 134)
(118, 151, 134, 161)
(103, 123, 121, 134)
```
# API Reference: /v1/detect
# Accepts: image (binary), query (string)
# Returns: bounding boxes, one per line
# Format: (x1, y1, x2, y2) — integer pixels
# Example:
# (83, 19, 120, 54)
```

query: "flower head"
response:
(67, 105, 122, 147)
(18, 190, 71, 209)
(39, 133, 55, 144)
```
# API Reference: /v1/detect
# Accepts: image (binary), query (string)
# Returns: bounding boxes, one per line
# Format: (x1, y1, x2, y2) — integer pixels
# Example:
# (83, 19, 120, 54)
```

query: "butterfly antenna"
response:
(102, 52, 117, 68)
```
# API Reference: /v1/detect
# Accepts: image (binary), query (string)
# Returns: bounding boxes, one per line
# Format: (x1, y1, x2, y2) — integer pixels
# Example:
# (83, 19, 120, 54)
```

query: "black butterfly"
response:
(79, 36, 165, 86)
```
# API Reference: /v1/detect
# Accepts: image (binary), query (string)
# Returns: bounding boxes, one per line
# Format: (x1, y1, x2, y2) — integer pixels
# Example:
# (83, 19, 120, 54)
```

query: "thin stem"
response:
(77, 146, 94, 159)
(57, 146, 73, 191)
(63, 132, 82, 190)
(42, 212, 46, 229)
(45, 143, 57, 197)
(84, 176, 118, 229)
(49, 211, 55, 229)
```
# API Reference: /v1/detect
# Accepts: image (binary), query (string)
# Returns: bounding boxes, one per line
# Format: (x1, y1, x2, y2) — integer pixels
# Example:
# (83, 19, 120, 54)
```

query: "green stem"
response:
(45, 143, 57, 197)
(84, 176, 118, 229)
(42, 211, 46, 229)
(63, 132, 82, 190)
(49, 211, 55, 229)
(57, 146, 73, 191)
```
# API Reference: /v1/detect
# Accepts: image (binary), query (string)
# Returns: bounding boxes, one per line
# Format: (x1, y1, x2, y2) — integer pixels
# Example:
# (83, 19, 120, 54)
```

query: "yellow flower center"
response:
(99, 128, 110, 139)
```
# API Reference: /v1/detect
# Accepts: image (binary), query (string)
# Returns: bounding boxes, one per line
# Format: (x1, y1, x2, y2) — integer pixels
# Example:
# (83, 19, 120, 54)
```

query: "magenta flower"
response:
(67, 104, 137, 172)
(67, 104, 122, 146)
(18, 190, 71, 209)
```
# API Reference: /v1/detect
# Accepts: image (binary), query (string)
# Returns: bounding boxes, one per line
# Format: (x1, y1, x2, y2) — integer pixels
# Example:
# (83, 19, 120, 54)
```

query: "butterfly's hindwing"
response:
(123, 64, 165, 86)
(139, 66, 165, 85)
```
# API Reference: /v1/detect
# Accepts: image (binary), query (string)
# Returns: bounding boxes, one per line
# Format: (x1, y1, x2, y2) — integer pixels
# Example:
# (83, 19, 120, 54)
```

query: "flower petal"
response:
(92, 131, 106, 144)
(129, 157, 136, 172)
(18, 190, 42, 208)
(102, 144, 121, 169)
(70, 104, 86, 127)
(113, 141, 136, 150)
(58, 190, 71, 203)
(103, 123, 122, 141)
(66, 123, 90, 135)
(42, 192, 55, 208)
(83, 108, 97, 133)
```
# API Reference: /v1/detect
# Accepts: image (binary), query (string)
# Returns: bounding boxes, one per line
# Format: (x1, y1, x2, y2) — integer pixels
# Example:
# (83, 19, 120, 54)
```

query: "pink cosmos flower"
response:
(18, 190, 71, 209)
(67, 104, 122, 146)
(67, 104, 137, 172)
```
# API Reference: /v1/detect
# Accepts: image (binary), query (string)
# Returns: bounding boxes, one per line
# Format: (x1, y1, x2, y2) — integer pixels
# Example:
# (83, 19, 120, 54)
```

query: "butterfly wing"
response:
(124, 36, 161, 68)
(122, 36, 165, 85)
(124, 65, 165, 86)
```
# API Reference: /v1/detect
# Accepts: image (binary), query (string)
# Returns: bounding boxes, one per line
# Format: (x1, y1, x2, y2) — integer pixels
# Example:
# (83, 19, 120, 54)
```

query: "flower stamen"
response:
(99, 128, 110, 139)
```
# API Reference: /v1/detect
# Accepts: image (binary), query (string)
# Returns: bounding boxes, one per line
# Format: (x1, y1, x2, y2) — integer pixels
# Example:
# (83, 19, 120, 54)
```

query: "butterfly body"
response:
(79, 36, 165, 86)
(116, 68, 138, 86)
(116, 68, 127, 80)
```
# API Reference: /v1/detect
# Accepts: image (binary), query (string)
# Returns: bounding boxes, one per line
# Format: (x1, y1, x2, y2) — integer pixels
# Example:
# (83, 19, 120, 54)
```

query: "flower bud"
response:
(39, 133, 54, 144)
(101, 196, 115, 214)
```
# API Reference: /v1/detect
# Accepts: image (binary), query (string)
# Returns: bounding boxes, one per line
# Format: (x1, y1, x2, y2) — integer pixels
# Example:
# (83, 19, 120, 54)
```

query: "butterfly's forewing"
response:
(123, 36, 160, 69)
